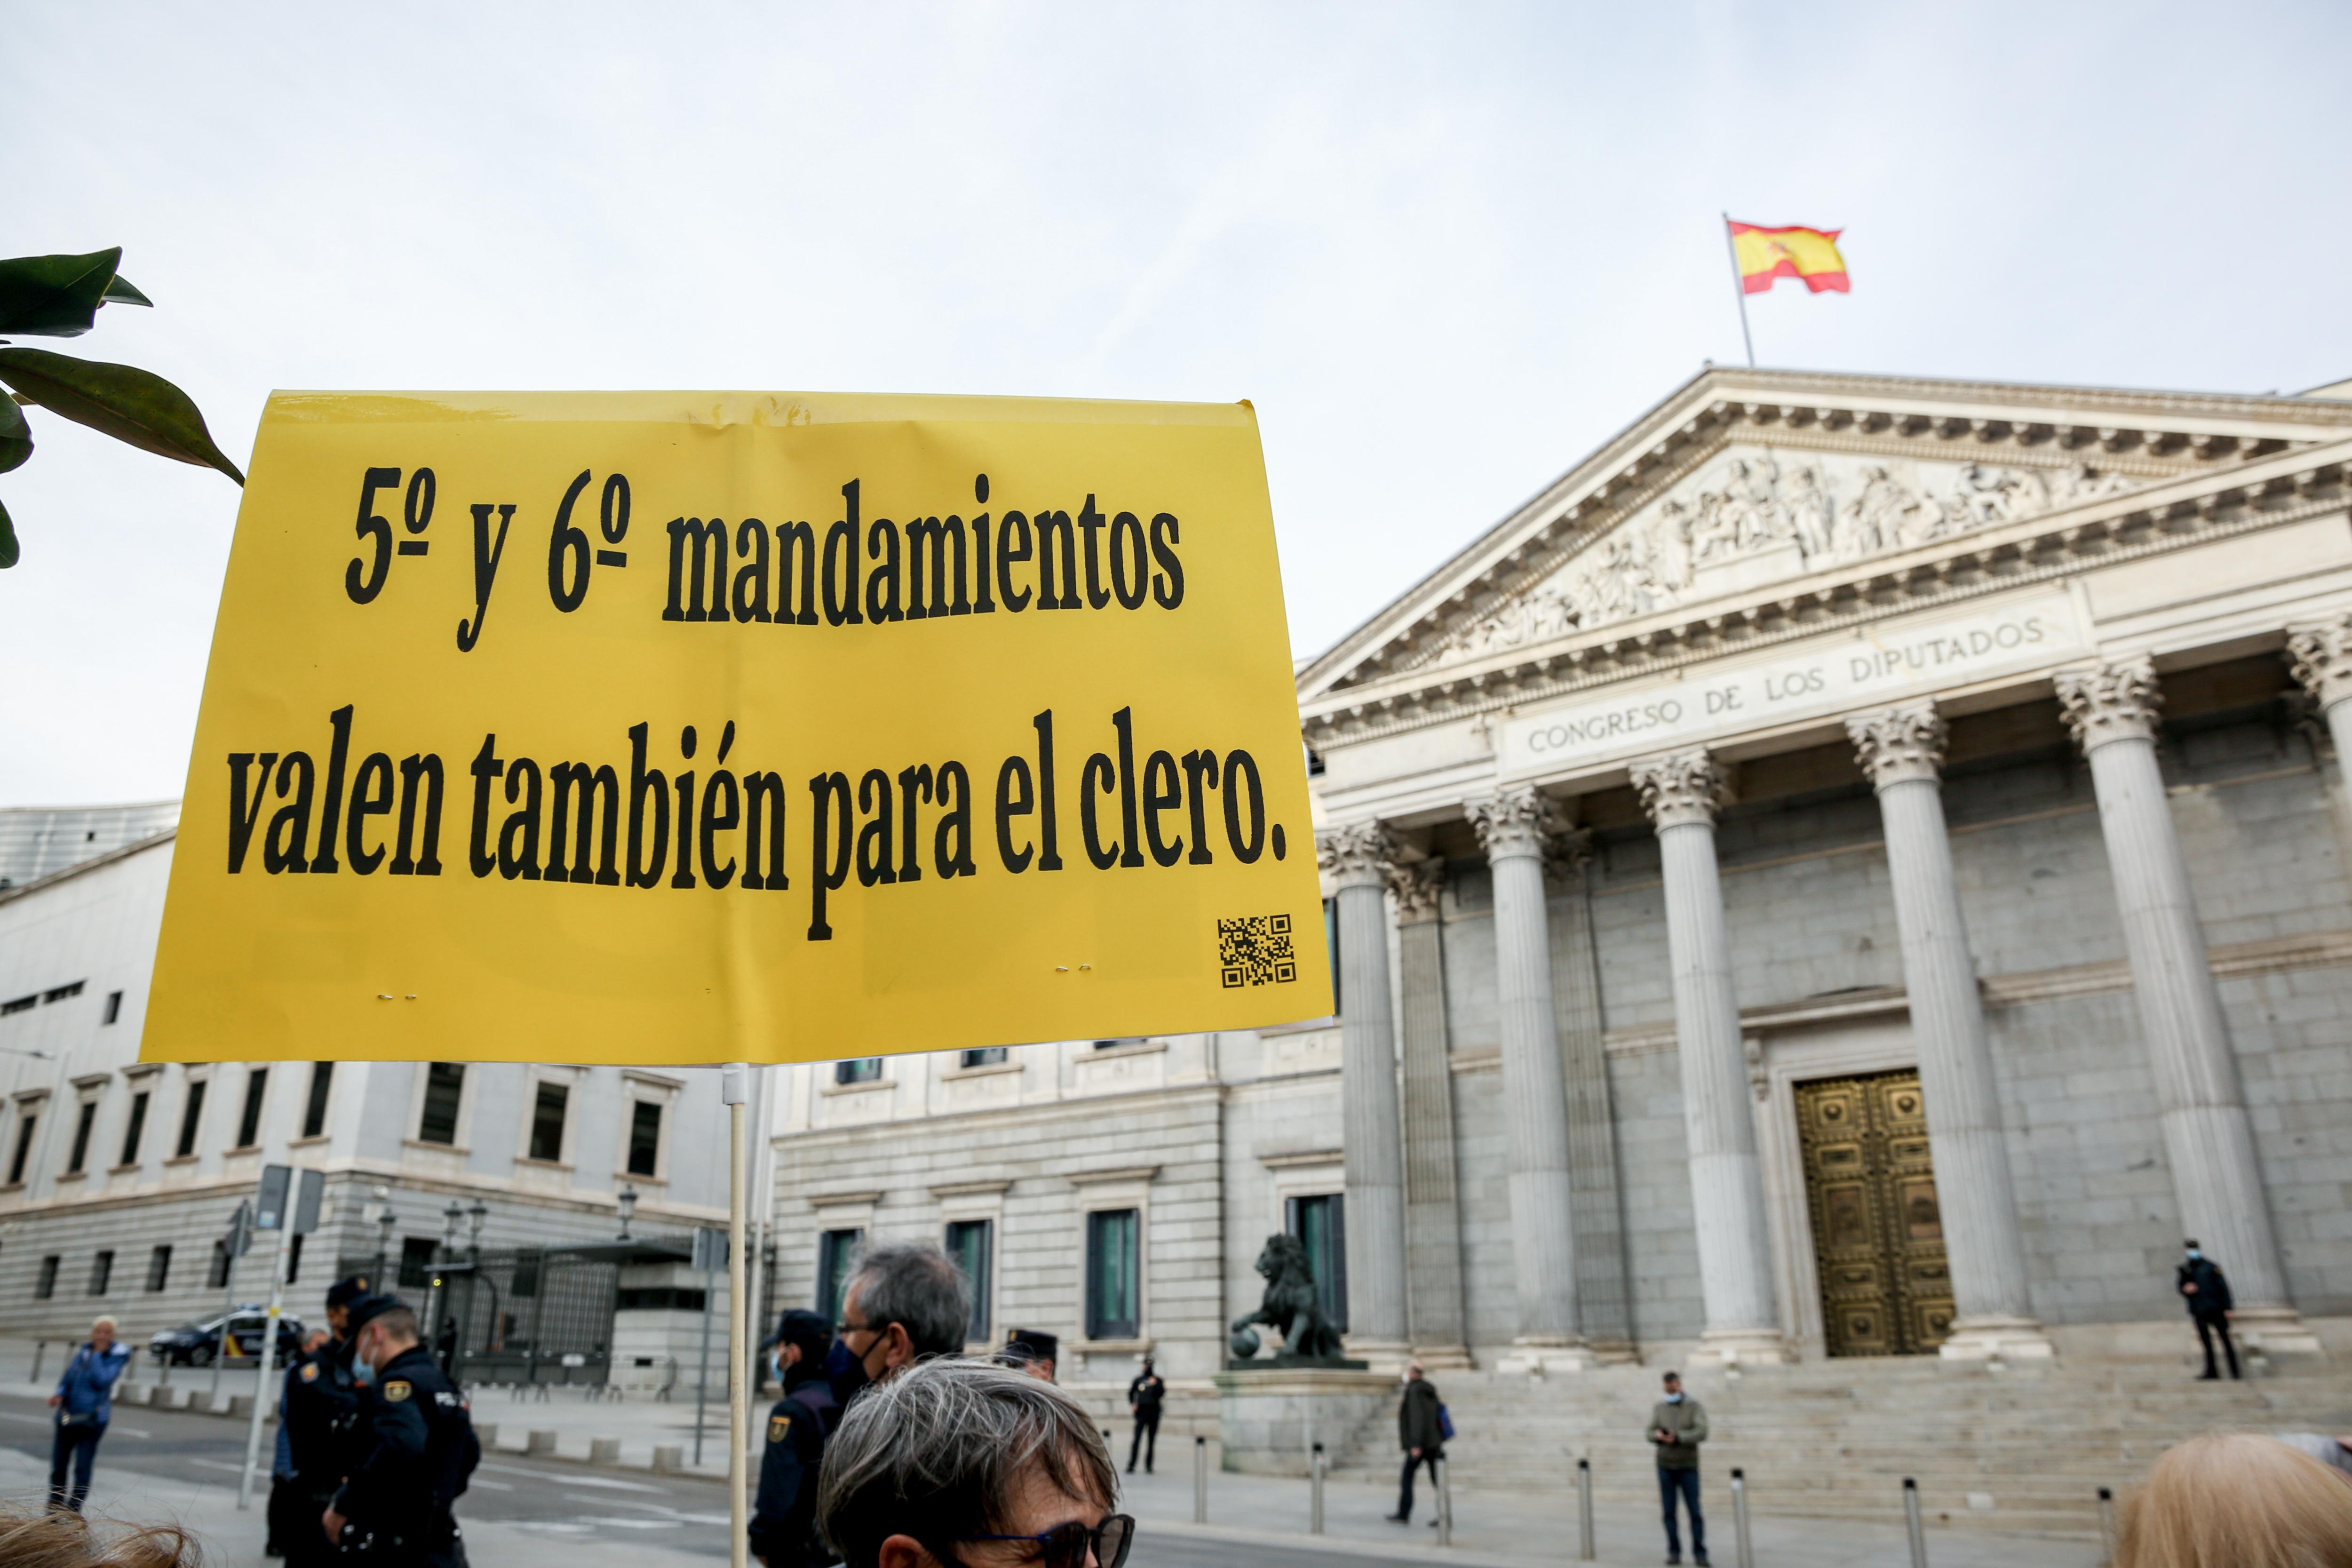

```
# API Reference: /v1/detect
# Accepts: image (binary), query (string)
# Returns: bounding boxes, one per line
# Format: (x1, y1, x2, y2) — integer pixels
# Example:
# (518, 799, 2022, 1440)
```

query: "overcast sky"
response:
(6, 1, 2349, 805)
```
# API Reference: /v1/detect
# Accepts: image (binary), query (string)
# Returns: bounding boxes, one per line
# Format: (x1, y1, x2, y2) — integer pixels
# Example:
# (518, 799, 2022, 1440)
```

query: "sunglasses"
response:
(959, 1513, 1135, 1568)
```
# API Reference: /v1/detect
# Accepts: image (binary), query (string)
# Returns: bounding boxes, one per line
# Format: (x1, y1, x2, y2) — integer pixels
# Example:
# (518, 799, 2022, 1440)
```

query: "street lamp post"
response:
(425, 1201, 462, 1369)
(617, 1184, 638, 1240)
(372, 1186, 396, 1289)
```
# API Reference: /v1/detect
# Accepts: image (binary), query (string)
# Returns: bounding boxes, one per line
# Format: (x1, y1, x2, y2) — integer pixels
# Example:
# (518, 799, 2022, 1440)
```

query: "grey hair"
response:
(817, 1358, 1116, 1568)
(846, 1237, 970, 1358)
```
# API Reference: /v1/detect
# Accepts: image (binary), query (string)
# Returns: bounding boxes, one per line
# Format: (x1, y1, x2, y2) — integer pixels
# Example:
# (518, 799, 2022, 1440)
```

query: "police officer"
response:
(279, 1278, 372, 1565)
(749, 1310, 841, 1567)
(1001, 1328, 1058, 1384)
(322, 1297, 480, 1566)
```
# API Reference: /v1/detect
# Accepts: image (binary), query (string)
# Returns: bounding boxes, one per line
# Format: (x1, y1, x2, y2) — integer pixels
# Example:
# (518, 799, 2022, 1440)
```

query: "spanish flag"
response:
(1728, 221, 1849, 295)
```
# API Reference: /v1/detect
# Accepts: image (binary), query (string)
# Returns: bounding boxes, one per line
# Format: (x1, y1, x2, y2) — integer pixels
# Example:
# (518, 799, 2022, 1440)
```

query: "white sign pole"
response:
(723, 1063, 750, 1568)
(237, 1218, 293, 1510)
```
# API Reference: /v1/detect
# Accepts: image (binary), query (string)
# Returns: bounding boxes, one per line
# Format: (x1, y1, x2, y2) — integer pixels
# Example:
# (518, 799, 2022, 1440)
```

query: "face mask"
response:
(354, 1356, 376, 1388)
(824, 1337, 874, 1405)
(1664, 1391, 1683, 1403)
(2185, 1249, 2201, 1260)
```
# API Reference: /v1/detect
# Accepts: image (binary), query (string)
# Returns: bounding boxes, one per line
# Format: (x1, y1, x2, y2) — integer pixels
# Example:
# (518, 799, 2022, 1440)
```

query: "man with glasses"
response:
(824, 1238, 971, 1409)
(818, 1357, 1134, 1568)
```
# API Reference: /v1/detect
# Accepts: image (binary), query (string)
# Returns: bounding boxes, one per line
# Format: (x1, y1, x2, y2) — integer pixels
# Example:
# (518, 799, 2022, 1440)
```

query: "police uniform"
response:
(333, 1340, 480, 1566)
(748, 1310, 841, 1568)
(276, 1339, 361, 1567)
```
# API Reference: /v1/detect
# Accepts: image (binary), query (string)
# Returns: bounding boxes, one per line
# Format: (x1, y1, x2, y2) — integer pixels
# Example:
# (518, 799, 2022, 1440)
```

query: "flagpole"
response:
(1721, 213, 1755, 368)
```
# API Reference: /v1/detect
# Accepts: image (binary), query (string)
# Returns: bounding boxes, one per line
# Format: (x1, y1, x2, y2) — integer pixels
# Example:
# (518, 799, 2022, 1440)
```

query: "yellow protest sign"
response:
(143, 391, 1329, 1065)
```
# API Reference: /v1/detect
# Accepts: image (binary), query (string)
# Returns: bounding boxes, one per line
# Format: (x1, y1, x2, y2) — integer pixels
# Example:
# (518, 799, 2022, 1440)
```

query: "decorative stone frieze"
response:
(2054, 658, 2163, 752)
(1386, 859, 1446, 924)
(2285, 616, 2352, 713)
(1629, 748, 1732, 829)
(1316, 821, 1397, 891)
(1467, 787, 1568, 861)
(1846, 700, 1948, 790)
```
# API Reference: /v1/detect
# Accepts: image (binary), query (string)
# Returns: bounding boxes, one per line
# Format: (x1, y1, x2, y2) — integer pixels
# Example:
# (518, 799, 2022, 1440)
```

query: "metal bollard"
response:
(1193, 1435, 1208, 1524)
(2097, 1487, 2117, 1567)
(29, 1341, 47, 1382)
(1577, 1457, 1595, 1560)
(1310, 1441, 1325, 1534)
(1434, 1454, 1453, 1548)
(1731, 1467, 1754, 1568)
(1903, 1477, 1929, 1568)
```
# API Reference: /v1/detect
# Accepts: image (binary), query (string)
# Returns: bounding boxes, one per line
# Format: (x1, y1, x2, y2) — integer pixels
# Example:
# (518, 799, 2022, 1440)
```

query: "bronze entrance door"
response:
(1794, 1069, 1956, 1356)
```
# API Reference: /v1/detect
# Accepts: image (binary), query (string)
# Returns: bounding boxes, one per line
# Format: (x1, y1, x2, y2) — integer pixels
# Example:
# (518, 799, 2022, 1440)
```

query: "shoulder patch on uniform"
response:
(768, 1414, 790, 1445)
(300, 1362, 319, 1382)
(383, 1380, 412, 1402)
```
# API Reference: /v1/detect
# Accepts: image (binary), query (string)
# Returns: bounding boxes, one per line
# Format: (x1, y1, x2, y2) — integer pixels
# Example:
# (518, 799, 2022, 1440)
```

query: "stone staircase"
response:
(1324, 1354, 2352, 1538)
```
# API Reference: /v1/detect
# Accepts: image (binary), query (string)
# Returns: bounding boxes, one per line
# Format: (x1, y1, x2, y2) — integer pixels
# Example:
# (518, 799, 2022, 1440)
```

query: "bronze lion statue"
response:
(1229, 1233, 1345, 1361)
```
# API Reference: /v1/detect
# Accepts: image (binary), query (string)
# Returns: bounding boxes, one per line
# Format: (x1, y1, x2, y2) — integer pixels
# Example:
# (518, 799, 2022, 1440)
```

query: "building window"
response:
(87, 1250, 113, 1296)
(626, 1100, 662, 1178)
(233, 1068, 269, 1150)
(301, 1062, 333, 1139)
(834, 1059, 882, 1086)
(65, 1100, 97, 1175)
(528, 1082, 569, 1163)
(1286, 1193, 1349, 1333)
(945, 1219, 993, 1342)
(119, 1090, 149, 1167)
(35, 1255, 59, 1299)
(207, 1241, 231, 1290)
(398, 1237, 438, 1289)
(417, 1063, 465, 1145)
(8, 1111, 37, 1184)
(43, 981, 84, 1004)
(816, 1228, 864, 1321)
(1, 995, 33, 1016)
(175, 1079, 207, 1158)
(103, 991, 123, 1025)
(960, 1048, 1007, 1069)
(145, 1245, 171, 1293)
(1084, 1209, 1139, 1340)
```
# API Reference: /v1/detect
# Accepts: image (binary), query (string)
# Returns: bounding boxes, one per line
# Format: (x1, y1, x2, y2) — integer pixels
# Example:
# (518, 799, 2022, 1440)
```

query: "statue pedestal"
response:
(1213, 1365, 1395, 1477)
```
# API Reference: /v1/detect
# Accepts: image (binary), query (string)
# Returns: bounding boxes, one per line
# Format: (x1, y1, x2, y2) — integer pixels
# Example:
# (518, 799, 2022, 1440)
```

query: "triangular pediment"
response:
(1301, 366, 2352, 706)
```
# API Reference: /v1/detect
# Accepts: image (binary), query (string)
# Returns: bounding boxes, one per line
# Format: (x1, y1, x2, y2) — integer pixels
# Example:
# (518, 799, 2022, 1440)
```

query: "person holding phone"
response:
(47, 1317, 130, 1513)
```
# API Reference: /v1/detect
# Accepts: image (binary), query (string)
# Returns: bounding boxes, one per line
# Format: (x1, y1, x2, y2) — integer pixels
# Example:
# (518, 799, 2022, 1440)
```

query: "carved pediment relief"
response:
(1406, 446, 2145, 672)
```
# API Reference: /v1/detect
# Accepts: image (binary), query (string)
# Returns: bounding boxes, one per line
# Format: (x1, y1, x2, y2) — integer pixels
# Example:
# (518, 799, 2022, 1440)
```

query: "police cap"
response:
(344, 1295, 409, 1336)
(1002, 1327, 1058, 1365)
(774, 1308, 831, 1361)
(325, 1275, 373, 1309)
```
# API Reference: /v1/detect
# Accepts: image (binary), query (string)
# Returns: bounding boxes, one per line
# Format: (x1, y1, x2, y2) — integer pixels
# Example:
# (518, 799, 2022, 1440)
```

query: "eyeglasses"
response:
(959, 1513, 1134, 1568)
(835, 1318, 878, 1337)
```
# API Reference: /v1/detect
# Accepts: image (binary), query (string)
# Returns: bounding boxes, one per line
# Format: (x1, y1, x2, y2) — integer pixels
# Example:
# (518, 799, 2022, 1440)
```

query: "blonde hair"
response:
(0, 1507, 197, 1568)
(90, 1317, 118, 1335)
(2117, 1433, 2352, 1568)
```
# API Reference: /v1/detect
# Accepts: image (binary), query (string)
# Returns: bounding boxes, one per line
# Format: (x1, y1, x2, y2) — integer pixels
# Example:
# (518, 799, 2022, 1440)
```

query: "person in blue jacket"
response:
(48, 1315, 131, 1512)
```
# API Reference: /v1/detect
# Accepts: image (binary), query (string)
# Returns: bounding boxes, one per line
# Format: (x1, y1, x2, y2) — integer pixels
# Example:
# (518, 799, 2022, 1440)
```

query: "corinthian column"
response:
(1317, 822, 1410, 1356)
(1389, 858, 1471, 1366)
(1628, 749, 1786, 1364)
(2054, 660, 2313, 1352)
(2287, 617, 2352, 814)
(1847, 701, 2050, 1361)
(1468, 787, 1589, 1369)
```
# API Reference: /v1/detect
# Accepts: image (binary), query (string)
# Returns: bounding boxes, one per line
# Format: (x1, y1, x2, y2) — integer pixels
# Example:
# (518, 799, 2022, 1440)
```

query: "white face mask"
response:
(1664, 1390, 1684, 1403)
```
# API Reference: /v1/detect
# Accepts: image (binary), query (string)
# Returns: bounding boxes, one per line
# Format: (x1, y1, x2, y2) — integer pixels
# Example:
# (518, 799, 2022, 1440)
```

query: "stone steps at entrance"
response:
(1325, 1355, 2352, 1536)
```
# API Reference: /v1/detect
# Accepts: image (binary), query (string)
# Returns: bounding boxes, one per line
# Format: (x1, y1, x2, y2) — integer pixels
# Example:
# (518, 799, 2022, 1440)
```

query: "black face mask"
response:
(824, 1336, 877, 1405)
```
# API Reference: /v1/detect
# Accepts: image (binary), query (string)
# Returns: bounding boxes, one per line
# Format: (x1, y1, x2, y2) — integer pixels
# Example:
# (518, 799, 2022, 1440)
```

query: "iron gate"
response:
(340, 1244, 626, 1386)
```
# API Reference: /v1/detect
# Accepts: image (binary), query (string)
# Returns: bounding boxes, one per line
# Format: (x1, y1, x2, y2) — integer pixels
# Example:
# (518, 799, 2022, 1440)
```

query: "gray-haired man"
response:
(818, 1358, 1135, 1568)
(827, 1238, 972, 1408)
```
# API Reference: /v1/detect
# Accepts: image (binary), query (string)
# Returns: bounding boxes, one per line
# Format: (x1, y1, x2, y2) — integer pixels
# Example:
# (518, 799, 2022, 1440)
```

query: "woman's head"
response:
(2118, 1432, 2352, 1568)
(0, 1507, 196, 1568)
(88, 1318, 116, 1352)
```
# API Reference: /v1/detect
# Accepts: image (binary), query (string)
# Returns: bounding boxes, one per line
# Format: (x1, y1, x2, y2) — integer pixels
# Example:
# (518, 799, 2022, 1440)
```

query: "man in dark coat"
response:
(278, 1277, 371, 1566)
(1385, 1361, 1444, 1524)
(1125, 1358, 1165, 1474)
(749, 1310, 842, 1568)
(323, 1297, 479, 1567)
(2177, 1240, 2240, 1380)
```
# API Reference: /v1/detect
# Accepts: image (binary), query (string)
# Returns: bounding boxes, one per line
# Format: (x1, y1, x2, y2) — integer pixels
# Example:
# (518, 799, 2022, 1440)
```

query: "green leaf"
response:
(0, 495, 16, 568)
(103, 274, 153, 308)
(0, 248, 127, 337)
(0, 398, 29, 474)
(0, 347, 243, 484)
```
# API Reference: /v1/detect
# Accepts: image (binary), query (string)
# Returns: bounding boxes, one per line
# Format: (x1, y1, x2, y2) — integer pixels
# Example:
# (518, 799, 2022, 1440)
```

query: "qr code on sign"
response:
(1218, 913, 1297, 989)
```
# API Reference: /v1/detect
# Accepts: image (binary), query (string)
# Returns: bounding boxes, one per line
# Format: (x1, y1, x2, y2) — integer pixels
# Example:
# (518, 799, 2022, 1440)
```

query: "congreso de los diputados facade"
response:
(766, 366, 2352, 1497)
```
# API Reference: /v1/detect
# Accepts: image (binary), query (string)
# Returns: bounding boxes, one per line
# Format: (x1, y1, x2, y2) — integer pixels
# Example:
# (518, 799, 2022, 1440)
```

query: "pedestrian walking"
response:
(1385, 1361, 1444, 1525)
(1647, 1371, 1708, 1567)
(2177, 1240, 2241, 1381)
(322, 1297, 480, 1567)
(749, 1310, 843, 1568)
(1126, 1358, 1165, 1474)
(46, 1316, 129, 1514)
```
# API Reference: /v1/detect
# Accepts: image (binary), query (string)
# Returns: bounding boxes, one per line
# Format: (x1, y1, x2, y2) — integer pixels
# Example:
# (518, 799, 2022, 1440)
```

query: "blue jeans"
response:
(1659, 1465, 1704, 1560)
(50, 1420, 104, 1512)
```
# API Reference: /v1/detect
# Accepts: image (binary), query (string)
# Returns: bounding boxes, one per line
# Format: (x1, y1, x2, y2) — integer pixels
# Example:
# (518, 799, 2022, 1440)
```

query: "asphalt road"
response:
(0, 1390, 1427, 1568)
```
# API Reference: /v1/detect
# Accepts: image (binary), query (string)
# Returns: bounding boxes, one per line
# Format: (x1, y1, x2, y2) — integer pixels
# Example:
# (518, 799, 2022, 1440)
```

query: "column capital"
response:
(1542, 828, 1597, 892)
(1316, 821, 1398, 891)
(1386, 858, 1446, 923)
(1467, 786, 1568, 862)
(1629, 748, 1731, 829)
(1846, 700, 1948, 790)
(2054, 657, 2163, 752)
(2286, 616, 2352, 713)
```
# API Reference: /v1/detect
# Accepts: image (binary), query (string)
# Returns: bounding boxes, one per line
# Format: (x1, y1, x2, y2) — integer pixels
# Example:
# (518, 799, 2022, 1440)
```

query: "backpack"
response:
(1438, 1403, 1455, 1441)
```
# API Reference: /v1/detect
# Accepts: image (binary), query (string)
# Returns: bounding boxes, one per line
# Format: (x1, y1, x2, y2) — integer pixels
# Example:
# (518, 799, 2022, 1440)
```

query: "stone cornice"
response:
(1302, 441, 2352, 754)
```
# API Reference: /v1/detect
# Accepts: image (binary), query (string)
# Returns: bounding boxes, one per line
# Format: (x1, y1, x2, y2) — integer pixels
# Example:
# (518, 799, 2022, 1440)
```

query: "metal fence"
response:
(339, 1242, 634, 1387)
